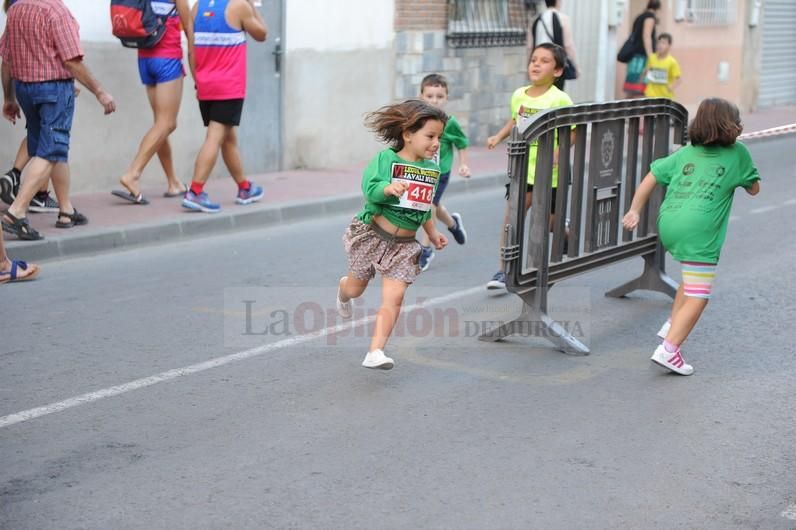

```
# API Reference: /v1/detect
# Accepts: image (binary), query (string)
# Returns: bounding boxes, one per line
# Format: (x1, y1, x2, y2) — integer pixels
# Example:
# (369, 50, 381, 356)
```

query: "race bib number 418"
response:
(391, 162, 439, 212)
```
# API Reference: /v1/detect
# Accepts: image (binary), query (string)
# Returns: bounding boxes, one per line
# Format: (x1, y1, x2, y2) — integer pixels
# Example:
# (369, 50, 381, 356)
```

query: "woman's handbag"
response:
(617, 33, 638, 63)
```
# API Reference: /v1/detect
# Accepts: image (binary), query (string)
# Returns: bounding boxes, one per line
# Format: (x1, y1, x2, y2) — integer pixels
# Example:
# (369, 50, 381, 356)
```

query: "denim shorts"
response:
(137, 57, 184, 86)
(15, 79, 75, 162)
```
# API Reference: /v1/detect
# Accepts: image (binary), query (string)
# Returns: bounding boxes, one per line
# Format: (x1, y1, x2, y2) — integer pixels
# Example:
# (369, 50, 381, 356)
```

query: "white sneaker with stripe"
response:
(651, 344, 694, 376)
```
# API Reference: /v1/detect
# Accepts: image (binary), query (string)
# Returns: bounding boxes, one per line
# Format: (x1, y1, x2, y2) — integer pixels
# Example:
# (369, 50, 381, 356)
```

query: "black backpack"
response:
(110, 0, 175, 49)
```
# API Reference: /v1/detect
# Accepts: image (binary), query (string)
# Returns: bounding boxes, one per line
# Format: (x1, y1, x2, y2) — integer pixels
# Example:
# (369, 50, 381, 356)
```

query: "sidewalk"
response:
(4, 147, 509, 262)
(5, 106, 796, 262)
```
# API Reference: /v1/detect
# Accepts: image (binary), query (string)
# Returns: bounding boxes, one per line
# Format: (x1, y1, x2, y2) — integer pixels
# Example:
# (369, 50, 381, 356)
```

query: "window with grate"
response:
(447, 0, 527, 48)
(686, 0, 737, 26)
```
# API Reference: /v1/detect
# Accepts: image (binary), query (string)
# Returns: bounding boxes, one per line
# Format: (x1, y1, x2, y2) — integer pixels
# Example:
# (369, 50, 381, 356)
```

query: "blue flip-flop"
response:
(0, 260, 40, 284)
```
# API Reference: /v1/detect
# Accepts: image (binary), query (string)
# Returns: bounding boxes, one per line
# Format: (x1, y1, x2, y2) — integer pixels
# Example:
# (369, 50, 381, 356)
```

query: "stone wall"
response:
(393, 30, 528, 146)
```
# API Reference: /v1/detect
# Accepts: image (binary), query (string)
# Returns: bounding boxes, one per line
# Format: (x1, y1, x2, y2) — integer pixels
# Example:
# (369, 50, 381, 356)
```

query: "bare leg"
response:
(665, 296, 709, 346)
(13, 137, 30, 171)
(369, 277, 410, 352)
(339, 274, 369, 302)
(50, 163, 74, 219)
(6, 157, 54, 220)
(221, 127, 245, 185)
(193, 121, 230, 184)
(10, 138, 47, 195)
(157, 139, 184, 194)
(120, 78, 183, 195)
(436, 203, 455, 228)
(670, 283, 687, 322)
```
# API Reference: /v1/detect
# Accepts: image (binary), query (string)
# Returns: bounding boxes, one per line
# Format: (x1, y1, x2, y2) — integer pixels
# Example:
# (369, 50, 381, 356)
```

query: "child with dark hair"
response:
(623, 98, 760, 375)
(337, 99, 449, 370)
(417, 73, 470, 271)
(644, 33, 681, 100)
(623, 0, 661, 97)
(485, 42, 573, 291)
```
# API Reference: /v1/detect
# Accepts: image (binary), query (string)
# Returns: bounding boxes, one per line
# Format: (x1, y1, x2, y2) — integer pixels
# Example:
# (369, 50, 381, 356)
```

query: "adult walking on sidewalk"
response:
(0, 0, 116, 241)
(112, 0, 194, 205)
(0, 0, 59, 214)
(621, 0, 661, 98)
(182, 0, 267, 213)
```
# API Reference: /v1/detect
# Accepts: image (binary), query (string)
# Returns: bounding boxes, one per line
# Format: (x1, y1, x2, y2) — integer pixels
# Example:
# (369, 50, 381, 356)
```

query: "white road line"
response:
(728, 216, 740, 223)
(785, 198, 796, 206)
(782, 504, 796, 520)
(749, 205, 779, 215)
(0, 286, 485, 429)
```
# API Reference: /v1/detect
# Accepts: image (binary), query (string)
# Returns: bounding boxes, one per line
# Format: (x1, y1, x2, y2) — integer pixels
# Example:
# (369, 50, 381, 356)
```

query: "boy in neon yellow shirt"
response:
(486, 43, 573, 291)
(644, 33, 681, 99)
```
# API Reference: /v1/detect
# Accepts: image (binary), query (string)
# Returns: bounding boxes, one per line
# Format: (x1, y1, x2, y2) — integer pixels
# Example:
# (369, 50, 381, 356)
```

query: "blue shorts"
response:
(15, 80, 75, 163)
(137, 57, 184, 86)
(432, 172, 451, 206)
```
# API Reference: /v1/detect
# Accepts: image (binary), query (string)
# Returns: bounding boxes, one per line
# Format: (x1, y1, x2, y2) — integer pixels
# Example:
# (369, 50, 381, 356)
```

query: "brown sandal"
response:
(55, 209, 89, 229)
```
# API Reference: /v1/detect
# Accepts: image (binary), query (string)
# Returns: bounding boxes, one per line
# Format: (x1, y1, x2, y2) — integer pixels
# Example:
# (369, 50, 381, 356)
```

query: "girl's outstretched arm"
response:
(744, 180, 760, 196)
(622, 172, 658, 230)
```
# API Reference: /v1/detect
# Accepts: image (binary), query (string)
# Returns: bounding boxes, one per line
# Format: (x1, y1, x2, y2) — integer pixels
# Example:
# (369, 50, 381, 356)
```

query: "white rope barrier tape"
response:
(739, 123, 796, 140)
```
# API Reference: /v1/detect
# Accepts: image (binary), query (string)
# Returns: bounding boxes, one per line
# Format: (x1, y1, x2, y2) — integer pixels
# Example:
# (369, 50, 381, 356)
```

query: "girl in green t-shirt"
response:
(337, 100, 449, 371)
(623, 98, 761, 375)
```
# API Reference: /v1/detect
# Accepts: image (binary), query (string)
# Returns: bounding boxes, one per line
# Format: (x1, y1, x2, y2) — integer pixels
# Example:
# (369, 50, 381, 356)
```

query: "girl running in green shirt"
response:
(623, 98, 760, 375)
(337, 100, 449, 370)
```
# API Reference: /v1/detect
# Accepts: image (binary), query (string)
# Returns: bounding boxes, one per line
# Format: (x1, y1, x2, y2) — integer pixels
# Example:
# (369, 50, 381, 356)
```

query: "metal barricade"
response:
(480, 98, 689, 354)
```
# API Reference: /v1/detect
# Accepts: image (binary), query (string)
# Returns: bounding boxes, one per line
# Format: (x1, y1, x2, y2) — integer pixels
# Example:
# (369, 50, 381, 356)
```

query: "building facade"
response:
(615, 0, 796, 114)
(1, 1, 793, 193)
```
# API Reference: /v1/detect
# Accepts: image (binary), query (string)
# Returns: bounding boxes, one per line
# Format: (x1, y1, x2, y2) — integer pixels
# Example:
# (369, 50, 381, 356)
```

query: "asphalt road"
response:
(1, 137, 795, 529)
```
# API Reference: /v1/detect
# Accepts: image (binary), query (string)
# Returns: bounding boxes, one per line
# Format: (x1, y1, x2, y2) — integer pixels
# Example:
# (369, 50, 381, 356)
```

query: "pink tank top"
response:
(193, 0, 247, 100)
(138, 1, 183, 60)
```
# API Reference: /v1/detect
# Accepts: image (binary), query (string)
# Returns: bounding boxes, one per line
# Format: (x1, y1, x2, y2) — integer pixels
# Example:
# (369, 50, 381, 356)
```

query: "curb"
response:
(6, 172, 507, 262)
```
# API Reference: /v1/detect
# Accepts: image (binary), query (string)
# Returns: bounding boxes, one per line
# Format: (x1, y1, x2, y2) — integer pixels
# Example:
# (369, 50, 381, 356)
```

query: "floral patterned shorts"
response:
(342, 218, 422, 284)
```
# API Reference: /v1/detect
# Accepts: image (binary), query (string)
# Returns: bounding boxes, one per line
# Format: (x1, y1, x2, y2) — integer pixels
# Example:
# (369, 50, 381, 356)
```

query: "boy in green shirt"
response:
(417, 74, 471, 271)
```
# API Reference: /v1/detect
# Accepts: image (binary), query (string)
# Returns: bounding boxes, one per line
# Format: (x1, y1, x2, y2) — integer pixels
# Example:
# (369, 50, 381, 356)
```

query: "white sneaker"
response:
(656, 319, 671, 340)
(650, 344, 694, 376)
(362, 349, 394, 370)
(337, 276, 352, 319)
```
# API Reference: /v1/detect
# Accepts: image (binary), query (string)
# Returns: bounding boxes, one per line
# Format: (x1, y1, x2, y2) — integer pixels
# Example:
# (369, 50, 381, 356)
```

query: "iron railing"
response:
(447, 0, 527, 48)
